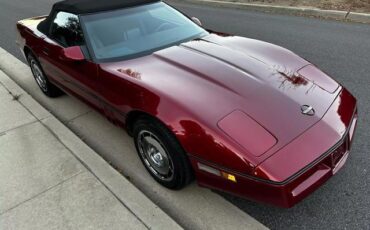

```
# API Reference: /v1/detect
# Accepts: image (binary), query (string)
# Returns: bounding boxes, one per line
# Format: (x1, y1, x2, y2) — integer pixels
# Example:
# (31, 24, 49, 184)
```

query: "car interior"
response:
(82, 3, 205, 60)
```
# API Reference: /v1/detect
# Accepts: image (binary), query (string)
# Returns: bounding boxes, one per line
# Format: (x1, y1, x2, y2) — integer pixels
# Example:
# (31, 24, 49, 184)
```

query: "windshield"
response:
(81, 2, 208, 62)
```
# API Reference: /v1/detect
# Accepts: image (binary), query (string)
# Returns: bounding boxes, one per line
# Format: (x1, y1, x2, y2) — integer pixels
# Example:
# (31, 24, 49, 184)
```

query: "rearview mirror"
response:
(191, 17, 202, 27)
(60, 46, 85, 62)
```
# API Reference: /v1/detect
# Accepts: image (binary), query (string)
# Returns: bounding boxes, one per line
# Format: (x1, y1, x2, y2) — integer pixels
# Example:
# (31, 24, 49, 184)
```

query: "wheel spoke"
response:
(137, 130, 174, 181)
(30, 60, 47, 92)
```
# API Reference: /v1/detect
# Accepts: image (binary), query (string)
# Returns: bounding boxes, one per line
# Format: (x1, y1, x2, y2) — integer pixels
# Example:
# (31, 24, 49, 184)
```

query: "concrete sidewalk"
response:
(0, 47, 268, 230)
(0, 70, 181, 229)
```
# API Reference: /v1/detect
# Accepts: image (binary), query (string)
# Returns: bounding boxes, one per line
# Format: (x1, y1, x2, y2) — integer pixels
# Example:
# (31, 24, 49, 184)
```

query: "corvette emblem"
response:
(301, 105, 315, 116)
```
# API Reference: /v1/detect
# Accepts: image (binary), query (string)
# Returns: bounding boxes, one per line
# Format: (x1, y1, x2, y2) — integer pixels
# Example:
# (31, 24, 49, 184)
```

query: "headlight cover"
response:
(218, 110, 277, 157)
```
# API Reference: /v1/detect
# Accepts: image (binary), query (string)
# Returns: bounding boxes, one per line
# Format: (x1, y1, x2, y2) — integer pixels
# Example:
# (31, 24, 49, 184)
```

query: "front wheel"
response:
(133, 116, 193, 190)
(27, 53, 63, 97)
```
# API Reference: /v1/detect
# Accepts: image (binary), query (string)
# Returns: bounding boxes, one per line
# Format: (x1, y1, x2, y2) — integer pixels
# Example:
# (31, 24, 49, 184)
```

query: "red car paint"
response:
(16, 13, 357, 208)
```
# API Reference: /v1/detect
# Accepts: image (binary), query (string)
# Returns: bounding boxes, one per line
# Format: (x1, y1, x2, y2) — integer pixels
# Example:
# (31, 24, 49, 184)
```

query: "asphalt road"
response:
(0, 0, 369, 229)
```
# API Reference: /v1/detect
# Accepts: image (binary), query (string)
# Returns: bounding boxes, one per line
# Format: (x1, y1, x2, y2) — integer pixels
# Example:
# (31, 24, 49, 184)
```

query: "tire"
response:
(27, 53, 63, 97)
(133, 116, 193, 190)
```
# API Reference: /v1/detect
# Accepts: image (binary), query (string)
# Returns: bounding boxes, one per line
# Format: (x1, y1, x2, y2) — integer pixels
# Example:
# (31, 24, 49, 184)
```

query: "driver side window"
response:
(50, 11, 84, 47)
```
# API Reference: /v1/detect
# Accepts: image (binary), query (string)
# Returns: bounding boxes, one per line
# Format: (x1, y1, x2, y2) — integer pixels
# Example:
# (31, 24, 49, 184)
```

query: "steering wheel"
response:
(154, 22, 173, 32)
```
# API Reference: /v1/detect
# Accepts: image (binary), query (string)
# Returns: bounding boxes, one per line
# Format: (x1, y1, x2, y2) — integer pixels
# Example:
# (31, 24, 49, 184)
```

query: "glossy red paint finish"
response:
(192, 88, 357, 207)
(16, 11, 358, 208)
(256, 88, 357, 182)
(218, 110, 277, 157)
(100, 36, 343, 170)
(60, 46, 85, 61)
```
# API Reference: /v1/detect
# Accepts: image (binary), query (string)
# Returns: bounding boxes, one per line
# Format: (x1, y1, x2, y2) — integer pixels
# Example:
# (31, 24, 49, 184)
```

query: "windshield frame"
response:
(79, 2, 208, 63)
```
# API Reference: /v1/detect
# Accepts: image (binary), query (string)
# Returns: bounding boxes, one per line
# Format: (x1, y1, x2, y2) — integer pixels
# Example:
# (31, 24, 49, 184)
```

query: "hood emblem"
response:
(301, 105, 315, 116)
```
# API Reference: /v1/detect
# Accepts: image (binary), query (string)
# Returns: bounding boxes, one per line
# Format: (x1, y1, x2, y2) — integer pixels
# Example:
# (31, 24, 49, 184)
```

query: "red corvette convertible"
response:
(16, 0, 358, 207)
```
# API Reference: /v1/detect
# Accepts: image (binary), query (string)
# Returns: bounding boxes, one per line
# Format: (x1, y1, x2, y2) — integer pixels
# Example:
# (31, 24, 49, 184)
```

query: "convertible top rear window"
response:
(80, 2, 208, 62)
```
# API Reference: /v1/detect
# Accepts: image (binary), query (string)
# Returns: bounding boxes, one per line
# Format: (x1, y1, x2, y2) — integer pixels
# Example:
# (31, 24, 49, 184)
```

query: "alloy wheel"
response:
(137, 130, 174, 181)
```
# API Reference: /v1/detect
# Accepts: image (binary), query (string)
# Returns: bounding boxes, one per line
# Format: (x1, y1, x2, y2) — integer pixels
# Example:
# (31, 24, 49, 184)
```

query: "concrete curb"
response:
(0, 48, 182, 229)
(166, 0, 370, 23)
(0, 47, 269, 229)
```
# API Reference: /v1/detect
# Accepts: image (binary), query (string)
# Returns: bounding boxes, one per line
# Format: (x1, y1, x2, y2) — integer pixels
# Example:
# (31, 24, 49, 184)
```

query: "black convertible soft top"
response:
(52, 0, 160, 14)
(38, 0, 160, 35)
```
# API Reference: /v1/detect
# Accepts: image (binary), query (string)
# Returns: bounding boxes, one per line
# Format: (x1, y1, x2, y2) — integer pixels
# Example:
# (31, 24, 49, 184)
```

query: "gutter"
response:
(166, 0, 370, 24)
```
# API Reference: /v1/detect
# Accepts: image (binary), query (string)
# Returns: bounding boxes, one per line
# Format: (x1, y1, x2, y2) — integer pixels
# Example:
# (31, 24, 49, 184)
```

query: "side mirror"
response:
(60, 46, 85, 62)
(191, 17, 202, 27)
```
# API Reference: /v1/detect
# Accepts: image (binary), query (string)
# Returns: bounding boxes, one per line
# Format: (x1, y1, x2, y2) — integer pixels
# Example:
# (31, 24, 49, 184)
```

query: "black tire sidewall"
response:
(27, 54, 49, 93)
(27, 53, 63, 97)
(133, 118, 192, 190)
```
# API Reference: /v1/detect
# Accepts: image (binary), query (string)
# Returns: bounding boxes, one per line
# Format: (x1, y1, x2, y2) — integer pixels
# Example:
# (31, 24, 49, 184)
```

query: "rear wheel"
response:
(27, 53, 63, 97)
(133, 116, 193, 189)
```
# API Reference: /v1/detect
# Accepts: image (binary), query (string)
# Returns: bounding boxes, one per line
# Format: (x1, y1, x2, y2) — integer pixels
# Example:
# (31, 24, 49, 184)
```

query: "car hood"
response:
(103, 34, 341, 164)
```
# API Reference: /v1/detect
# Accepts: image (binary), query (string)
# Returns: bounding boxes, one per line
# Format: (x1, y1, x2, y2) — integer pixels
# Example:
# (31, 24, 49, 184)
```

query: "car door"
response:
(38, 11, 101, 111)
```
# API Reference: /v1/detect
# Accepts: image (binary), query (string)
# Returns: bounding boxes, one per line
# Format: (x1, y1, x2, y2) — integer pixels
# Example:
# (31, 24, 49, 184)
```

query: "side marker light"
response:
(197, 162, 237, 183)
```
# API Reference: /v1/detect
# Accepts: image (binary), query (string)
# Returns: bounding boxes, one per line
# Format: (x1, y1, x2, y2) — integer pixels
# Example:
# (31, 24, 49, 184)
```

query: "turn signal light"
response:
(197, 163, 237, 183)
(221, 172, 237, 183)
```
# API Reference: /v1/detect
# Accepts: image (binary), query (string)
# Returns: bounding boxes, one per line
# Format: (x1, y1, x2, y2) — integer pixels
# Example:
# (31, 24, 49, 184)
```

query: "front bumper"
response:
(191, 88, 358, 208)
